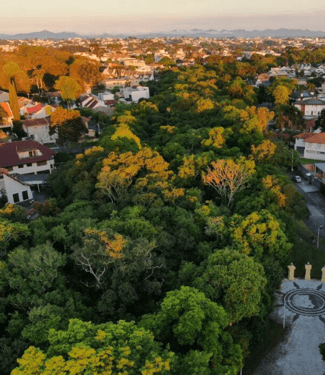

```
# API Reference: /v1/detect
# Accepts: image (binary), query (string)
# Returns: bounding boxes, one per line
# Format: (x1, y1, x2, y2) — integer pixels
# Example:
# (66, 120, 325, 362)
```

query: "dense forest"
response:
(0, 54, 313, 374)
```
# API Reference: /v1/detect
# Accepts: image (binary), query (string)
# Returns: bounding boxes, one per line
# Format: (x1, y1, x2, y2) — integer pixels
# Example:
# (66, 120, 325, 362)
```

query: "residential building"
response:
(0, 91, 9, 103)
(0, 172, 33, 204)
(0, 102, 14, 128)
(294, 98, 325, 118)
(294, 132, 325, 161)
(22, 118, 58, 144)
(122, 86, 150, 103)
(0, 140, 56, 175)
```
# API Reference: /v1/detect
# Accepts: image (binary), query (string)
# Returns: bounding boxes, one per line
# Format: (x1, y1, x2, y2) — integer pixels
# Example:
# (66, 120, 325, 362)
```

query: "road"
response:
(290, 174, 325, 240)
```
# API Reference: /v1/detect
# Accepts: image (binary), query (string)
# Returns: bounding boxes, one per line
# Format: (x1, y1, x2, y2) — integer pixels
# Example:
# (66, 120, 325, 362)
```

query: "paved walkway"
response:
(253, 278, 325, 375)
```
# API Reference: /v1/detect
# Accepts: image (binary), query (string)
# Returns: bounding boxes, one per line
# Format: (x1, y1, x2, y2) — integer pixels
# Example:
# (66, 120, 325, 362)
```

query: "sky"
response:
(1, 0, 325, 34)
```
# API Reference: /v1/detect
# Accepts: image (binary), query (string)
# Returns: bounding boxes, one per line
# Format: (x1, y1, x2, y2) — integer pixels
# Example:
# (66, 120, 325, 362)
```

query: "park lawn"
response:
(243, 320, 287, 375)
(292, 221, 325, 279)
(299, 158, 321, 165)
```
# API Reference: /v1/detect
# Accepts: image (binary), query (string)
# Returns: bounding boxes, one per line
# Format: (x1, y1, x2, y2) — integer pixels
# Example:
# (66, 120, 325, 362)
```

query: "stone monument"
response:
(288, 263, 296, 281)
(322, 266, 325, 283)
(305, 262, 312, 280)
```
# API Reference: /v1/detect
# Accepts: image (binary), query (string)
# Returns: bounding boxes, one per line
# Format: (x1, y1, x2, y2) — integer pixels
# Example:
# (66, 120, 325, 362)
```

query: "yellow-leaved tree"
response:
(251, 140, 277, 162)
(230, 210, 292, 264)
(96, 148, 184, 205)
(262, 175, 286, 207)
(12, 319, 174, 375)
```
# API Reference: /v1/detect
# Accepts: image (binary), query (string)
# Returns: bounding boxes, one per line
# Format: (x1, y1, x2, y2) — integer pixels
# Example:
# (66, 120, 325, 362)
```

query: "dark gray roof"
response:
(295, 99, 325, 105)
(14, 174, 49, 184)
(314, 163, 325, 172)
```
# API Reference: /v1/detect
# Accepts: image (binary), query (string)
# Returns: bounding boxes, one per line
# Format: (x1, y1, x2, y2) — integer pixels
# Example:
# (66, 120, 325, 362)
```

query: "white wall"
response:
(8, 159, 54, 175)
(23, 125, 58, 144)
(123, 86, 150, 103)
(3, 174, 33, 204)
(304, 142, 325, 161)
(294, 138, 306, 149)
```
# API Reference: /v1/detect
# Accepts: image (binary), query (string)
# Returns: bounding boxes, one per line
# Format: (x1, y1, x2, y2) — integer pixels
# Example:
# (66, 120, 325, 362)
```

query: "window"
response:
(13, 193, 19, 203)
(26, 163, 32, 167)
(22, 191, 29, 200)
(18, 164, 24, 169)
(37, 161, 47, 166)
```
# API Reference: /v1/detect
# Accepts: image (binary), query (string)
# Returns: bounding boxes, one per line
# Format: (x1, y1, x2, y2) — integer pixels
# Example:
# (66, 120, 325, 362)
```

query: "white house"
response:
(122, 86, 150, 103)
(97, 91, 115, 101)
(22, 118, 58, 144)
(0, 140, 56, 175)
(294, 98, 325, 118)
(294, 132, 325, 161)
(80, 96, 105, 110)
(0, 172, 33, 204)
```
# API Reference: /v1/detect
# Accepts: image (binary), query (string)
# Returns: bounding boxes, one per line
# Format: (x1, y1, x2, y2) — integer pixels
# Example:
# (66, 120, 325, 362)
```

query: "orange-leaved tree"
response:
(203, 157, 255, 207)
(50, 106, 80, 125)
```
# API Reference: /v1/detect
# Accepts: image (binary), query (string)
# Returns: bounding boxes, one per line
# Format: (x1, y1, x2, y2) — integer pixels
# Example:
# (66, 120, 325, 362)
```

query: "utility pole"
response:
(318, 225, 323, 248)
(284, 147, 294, 172)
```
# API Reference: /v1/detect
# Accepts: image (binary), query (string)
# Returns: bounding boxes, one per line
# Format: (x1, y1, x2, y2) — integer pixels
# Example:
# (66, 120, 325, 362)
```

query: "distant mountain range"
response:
(1, 28, 325, 40)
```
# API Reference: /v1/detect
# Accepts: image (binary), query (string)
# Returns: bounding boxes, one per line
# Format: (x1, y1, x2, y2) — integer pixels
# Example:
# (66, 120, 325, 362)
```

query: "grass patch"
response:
(243, 320, 287, 375)
(292, 221, 325, 279)
(299, 158, 321, 164)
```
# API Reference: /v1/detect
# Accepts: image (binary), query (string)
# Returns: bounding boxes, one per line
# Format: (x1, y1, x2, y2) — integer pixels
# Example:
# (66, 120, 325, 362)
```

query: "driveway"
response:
(253, 278, 325, 375)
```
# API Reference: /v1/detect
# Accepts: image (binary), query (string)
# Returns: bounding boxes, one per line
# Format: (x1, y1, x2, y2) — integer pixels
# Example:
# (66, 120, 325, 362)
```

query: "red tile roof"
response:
(104, 100, 116, 105)
(293, 132, 315, 139)
(26, 103, 42, 114)
(304, 133, 325, 144)
(0, 140, 56, 168)
(23, 118, 49, 127)
(0, 102, 13, 118)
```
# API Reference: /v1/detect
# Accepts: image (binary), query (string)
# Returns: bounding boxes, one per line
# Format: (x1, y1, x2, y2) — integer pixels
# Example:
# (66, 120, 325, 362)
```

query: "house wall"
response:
(0, 177, 5, 192)
(3, 174, 33, 204)
(295, 103, 325, 116)
(123, 87, 150, 103)
(23, 125, 58, 144)
(294, 138, 306, 149)
(8, 159, 54, 175)
(304, 142, 325, 161)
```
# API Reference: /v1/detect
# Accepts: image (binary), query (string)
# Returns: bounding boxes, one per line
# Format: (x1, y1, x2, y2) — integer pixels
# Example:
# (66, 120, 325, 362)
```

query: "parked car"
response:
(293, 175, 302, 183)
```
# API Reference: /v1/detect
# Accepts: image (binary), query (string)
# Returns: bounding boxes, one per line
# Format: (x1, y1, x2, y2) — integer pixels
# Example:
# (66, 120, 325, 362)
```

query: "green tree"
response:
(315, 108, 325, 132)
(194, 248, 267, 324)
(141, 286, 243, 374)
(51, 116, 88, 145)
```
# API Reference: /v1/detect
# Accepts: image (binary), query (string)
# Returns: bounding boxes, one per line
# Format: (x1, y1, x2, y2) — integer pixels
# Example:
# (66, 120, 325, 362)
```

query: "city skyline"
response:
(1, 0, 325, 34)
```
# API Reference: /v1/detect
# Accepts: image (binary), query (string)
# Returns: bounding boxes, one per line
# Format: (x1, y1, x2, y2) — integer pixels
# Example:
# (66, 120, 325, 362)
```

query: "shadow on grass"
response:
(243, 320, 287, 375)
